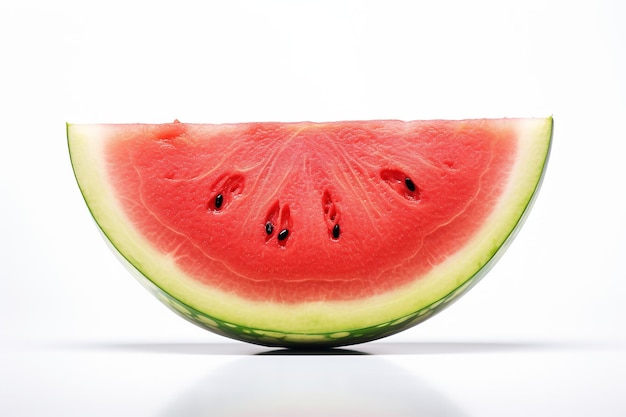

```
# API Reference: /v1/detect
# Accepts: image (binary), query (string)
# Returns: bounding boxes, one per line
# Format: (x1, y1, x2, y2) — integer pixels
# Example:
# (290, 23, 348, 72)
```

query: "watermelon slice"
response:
(68, 118, 552, 348)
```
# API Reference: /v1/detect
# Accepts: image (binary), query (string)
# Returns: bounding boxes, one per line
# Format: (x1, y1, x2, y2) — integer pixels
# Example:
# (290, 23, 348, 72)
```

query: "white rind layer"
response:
(67, 118, 552, 335)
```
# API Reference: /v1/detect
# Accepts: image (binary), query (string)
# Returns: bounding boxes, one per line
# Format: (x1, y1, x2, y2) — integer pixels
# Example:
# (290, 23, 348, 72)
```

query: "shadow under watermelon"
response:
(157, 351, 468, 417)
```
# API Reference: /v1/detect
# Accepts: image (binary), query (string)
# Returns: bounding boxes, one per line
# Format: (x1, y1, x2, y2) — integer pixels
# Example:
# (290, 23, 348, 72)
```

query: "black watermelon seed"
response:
(277, 229, 289, 241)
(265, 222, 274, 235)
(405, 177, 416, 192)
(332, 224, 341, 239)
(214, 193, 224, 209)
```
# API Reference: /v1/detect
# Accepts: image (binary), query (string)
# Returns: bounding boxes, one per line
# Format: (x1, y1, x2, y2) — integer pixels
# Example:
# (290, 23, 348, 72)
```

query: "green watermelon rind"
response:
(67, 118, 552, 348)
(136, 254, 476, 348)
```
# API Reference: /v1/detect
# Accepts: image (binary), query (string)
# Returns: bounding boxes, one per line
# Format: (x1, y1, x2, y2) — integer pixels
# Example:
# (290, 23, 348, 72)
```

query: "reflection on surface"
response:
(60, 340, 585, 355)
(158, 352, 467, 417)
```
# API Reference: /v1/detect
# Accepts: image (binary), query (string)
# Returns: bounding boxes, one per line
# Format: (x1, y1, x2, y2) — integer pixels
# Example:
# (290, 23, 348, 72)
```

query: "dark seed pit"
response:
(405, 177, 416, 192)
(214, 193, 224, 209)
(277, 229, 289, 241)
(380, 169, 420, 201)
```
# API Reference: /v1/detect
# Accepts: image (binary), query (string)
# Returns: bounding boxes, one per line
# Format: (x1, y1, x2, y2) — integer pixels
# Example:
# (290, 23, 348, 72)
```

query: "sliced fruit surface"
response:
(68, 118, 552, 347)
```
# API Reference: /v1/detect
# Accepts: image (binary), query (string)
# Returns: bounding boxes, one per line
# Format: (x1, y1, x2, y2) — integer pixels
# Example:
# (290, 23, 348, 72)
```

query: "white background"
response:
(1, 1, 625, 416)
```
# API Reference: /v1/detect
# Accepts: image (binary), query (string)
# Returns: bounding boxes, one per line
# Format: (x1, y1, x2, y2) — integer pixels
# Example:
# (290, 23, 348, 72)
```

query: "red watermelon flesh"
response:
(108, 120, 514, 303)
(68, 118, 552, 347)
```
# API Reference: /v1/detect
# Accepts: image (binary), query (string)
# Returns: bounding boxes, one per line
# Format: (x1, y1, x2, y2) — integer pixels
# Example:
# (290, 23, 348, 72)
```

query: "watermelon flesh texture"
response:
(68, 118, 552, 348)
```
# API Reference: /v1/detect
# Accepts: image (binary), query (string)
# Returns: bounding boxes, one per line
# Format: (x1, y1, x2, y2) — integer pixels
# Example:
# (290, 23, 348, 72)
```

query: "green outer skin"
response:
(69, 119, 553, 349)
